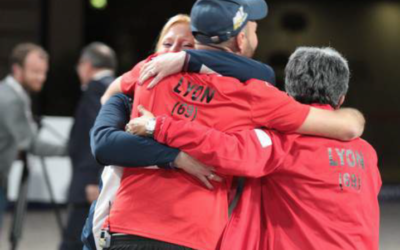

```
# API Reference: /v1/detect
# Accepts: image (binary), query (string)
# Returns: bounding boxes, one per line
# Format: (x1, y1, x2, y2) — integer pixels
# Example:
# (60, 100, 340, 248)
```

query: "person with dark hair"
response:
(130, 47, 381, 250)
(0, 42, 66, 233)
(59, 42, 117, 250)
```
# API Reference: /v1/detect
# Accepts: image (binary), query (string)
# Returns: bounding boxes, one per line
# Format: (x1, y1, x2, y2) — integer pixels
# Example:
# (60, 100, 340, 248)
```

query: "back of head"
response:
(9, 42, 48, 71)
(80, 42, 117, 72)
(190, 0, 268, 45)
(285, 47, 350, 108)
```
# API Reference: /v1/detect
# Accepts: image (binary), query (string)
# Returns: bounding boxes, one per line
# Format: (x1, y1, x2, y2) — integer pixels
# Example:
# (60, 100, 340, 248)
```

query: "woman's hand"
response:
(139, 51, 187, 89)
(174, 151, 223, 190)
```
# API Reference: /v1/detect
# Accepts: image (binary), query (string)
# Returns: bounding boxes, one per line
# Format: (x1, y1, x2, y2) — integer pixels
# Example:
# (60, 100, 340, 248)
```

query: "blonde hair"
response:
(155, 14, 191, 52)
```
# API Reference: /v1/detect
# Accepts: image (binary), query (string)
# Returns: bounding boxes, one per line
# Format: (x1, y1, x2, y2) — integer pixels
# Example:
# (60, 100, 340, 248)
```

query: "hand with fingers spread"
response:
(139, 51, 187, 89)
(174, 151, 223, 190)
(125, 105, 155, 137)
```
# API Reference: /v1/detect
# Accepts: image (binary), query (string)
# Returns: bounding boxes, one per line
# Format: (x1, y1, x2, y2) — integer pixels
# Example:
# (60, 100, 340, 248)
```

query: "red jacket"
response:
(107, 55, 309, 250)
(154, 105, 381, 250)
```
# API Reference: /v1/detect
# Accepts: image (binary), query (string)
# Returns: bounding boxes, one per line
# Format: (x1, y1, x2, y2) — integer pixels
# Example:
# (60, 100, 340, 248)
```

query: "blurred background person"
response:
(0, 43, 66, 234)
(59, 42, 117, 250)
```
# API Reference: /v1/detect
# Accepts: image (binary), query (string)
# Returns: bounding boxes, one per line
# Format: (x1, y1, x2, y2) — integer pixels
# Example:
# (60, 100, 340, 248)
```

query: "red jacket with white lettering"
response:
(107, 56, 310, 250)
(154, 104, 382, 250)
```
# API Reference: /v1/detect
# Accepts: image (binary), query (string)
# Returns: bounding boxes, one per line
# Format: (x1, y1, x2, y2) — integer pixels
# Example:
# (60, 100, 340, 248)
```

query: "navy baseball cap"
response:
(191, 0, 268, 44)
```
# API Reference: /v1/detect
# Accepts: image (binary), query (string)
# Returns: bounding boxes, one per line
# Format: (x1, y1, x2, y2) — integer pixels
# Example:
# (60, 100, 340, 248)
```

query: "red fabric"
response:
(109, 54, 310, 250)
(155, 105, 381, 250)
(120, 60, 145, 96)
(154, 116, 278, 177)
(220, 178, 264, 250)
(259, 130, 381, 250)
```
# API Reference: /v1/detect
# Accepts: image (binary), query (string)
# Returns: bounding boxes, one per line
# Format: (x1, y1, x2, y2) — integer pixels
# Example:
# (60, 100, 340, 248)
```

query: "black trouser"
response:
(109, 234, 194, 250)
(59, 203, 90, 250)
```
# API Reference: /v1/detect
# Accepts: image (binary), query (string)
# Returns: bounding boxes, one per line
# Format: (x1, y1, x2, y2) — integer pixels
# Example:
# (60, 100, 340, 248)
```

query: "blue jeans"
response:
(0, 186, 7, 232)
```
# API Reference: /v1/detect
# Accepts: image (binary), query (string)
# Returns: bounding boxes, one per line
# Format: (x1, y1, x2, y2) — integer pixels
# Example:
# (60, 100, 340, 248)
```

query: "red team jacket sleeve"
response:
(120, 60, 146, 96)
(154, 116, 285, 177)
(246, 79, 311, 132)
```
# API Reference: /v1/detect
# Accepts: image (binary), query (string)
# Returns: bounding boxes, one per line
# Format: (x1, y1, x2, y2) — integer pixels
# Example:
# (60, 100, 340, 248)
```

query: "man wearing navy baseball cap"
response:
(191, 0, 267, 58)
(88, 1, 275, 250)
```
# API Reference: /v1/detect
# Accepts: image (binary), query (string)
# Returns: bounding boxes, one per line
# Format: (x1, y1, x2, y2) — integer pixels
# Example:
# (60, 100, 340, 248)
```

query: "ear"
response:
(235, 31, 246, 54)
(337, 95, 345, 108)
(12, 64, 23, 79)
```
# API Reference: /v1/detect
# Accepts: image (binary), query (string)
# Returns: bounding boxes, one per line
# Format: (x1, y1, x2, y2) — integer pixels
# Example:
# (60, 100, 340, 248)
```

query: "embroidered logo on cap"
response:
(233, 6, 248, 30)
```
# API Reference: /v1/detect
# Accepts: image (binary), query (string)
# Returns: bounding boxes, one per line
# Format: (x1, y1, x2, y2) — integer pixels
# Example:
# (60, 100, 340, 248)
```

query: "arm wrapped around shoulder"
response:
(90, 94, 179, 167)
(297, 107, 365, 141)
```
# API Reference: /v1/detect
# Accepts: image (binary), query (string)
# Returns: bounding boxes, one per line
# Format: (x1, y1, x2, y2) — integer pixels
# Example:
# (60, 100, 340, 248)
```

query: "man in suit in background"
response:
(0, 43, 66, 234)
(60, 42, 117, 250)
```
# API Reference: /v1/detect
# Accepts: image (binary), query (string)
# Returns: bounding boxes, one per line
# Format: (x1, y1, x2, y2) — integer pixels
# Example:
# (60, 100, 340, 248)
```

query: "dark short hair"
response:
(285, 47, 350, 108)
(80, 42, 117, 72)
(9, 43, 49, 69)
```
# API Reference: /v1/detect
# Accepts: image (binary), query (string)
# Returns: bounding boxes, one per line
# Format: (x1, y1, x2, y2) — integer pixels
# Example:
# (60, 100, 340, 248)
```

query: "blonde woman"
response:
(82, 14, 196, 250)
(101, 14, 194, 104)
(155, 14, 194, 53)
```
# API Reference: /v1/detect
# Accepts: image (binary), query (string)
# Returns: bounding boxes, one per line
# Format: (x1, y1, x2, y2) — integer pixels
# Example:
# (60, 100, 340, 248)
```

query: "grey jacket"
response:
(0, 76, 66, 187)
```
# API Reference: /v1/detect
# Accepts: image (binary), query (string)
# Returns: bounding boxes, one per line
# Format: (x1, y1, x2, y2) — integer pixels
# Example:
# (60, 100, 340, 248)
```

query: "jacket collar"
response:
(4, 75, 30, 103)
